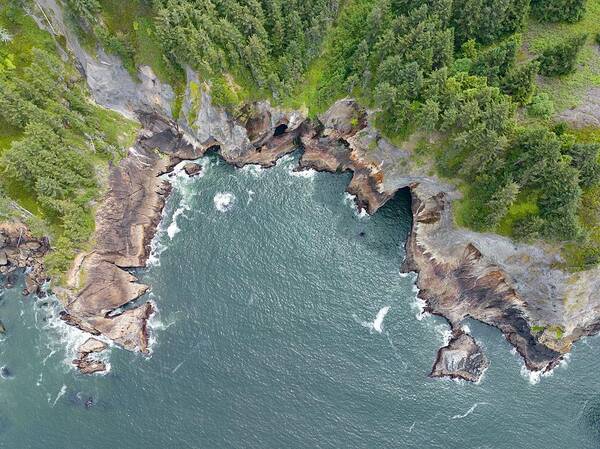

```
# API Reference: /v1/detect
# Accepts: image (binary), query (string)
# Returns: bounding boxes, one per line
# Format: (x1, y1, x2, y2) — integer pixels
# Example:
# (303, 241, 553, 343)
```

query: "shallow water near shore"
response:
(2, 154, 600, 448)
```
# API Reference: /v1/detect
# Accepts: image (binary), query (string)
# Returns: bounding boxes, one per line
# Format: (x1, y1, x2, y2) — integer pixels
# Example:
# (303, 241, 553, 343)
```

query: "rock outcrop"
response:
(28, 0, 600, 380)
(183, 162, 203, 177)
(557, 87, 600, 128)
(0, 222, 49, 295)
(430, 331, 489, 382)
(300, 98, 600, 377)
(72, 337, 108, 375)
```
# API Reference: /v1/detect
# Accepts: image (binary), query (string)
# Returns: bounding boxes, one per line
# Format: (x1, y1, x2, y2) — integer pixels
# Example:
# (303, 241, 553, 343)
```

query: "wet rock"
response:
(430, 332, 489, 382)
(183, 162, 202, 177)
(77, 338, 107, 358)
(0, 320, 5, 334)
(73, 358, 106, 375)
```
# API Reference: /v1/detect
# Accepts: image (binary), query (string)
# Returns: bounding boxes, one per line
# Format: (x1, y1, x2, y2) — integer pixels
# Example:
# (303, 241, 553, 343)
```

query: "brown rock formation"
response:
(60, 102, 304, 373)
(430, 331, 490, 382)
(72, 337, 108, 375)
(183, 162, 203, 177)
(0, 222, 49, 295)
(73, 358, 107, 375)
(298, 98, 600, 377)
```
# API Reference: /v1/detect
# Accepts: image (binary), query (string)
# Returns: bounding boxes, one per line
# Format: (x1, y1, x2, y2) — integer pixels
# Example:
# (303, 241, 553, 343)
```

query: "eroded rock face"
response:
(34, 0, 174, 119)
(56, 86, 304, 373)
(72, 337, 108, 375)
(59, 117, 197, 359)
(0, 223, 49, 295)
(78, 337, 107, 356)
(299, 99, 600, 377)
(28, 0, 600, 379)
(430, 332, 489, 382)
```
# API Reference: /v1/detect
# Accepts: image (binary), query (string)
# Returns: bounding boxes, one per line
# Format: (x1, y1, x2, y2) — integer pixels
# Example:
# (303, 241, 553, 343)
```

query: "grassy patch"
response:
(496, 190, 540, 236)
(282, 57, 327, 117)
(522, 2, 600, 111)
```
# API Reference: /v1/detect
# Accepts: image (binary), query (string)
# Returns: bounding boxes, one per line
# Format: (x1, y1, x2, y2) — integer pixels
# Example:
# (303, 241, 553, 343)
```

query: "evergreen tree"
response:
(538, 34, 587, 76)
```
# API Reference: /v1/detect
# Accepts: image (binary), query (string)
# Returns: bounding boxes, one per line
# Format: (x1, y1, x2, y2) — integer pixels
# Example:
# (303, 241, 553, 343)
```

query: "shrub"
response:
(538, 34, 587, 76)
(531, 0, 586, 23)
(528, 93, 555, 118)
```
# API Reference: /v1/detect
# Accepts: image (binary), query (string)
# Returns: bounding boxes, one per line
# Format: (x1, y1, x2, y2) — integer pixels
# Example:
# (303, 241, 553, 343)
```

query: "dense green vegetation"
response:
(2, 0, 600, 272)
(0, 2, 137, 277)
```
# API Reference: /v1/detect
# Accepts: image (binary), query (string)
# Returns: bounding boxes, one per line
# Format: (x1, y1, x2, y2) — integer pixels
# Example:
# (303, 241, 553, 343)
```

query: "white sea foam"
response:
(51, 384, 67, 407)
(146, 302, 178, 354)
(451, 402, 488, 420)
(356, 307, 390, 333)
(148, 158, 210, 265)
(412, 297, 430, 321)
(288, 166, 316, 179)
(240, 164, 264, 177)
(372, 306, 390, 333)
(146, 157, 210, 266)
(37, 295, 112, 372)
(247, 190, 255, 204)
(214, 192, 236, 212)
(435, 324, 452, 345)
(172, 361, 185, 373)
(343, 192, 370, 219)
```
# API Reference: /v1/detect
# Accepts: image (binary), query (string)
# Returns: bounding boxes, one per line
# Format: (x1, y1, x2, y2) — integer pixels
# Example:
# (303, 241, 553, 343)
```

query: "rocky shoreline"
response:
(0, 223, 49, 296)
(7, 0, 600, 381)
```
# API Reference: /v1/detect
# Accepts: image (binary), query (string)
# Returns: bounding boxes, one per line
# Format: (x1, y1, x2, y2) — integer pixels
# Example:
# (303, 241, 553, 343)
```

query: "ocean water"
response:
(1, 153, 600, 448)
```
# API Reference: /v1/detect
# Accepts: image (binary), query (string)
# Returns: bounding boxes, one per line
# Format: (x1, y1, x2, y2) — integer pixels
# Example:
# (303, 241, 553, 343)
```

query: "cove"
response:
(1, 154, 600, 448)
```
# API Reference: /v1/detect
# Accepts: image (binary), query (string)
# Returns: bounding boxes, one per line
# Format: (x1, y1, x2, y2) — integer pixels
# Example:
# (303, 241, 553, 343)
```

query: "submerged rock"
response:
(0, 366, 13, 379)
(430, 332, 489, 382)
(0, 320, 5, 334)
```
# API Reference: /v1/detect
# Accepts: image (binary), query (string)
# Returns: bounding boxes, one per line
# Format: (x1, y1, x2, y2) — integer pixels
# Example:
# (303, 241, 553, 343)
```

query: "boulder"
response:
(73, 358, 106, 375)
(183, 162, 203, 177)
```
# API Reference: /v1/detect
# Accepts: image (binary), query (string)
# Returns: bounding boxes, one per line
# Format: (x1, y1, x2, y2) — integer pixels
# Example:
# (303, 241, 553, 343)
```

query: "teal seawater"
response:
(1, 154, 600, 448)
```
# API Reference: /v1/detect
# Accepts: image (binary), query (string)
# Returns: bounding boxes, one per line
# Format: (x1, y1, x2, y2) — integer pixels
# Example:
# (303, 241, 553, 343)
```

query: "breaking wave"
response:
(451, 402, 489, 420)
(355, 306, 391, 333)
(148, 158, 209, 265)
(35, 295, 112, 373)
(240, 164, 265, 177)
(214, 192, 236, 212)
(343, 192, 370, 219)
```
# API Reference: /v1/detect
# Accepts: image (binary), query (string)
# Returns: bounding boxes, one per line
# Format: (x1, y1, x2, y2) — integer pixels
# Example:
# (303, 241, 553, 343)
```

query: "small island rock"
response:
(430, 332, 489, 382)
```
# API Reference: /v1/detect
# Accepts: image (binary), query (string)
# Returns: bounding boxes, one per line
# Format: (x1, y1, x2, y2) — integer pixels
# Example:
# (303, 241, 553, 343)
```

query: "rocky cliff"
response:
(24, 0, 600, 381)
